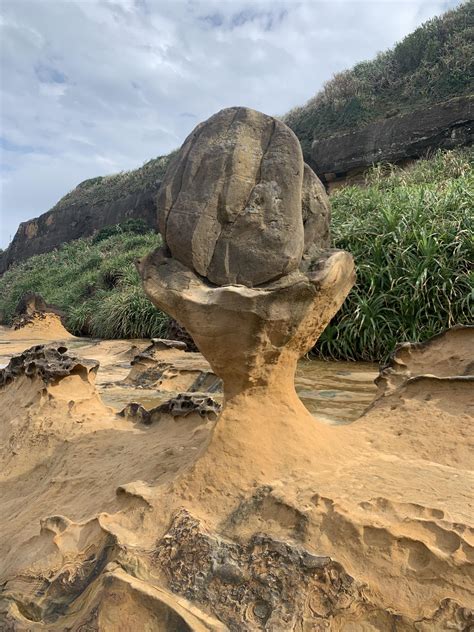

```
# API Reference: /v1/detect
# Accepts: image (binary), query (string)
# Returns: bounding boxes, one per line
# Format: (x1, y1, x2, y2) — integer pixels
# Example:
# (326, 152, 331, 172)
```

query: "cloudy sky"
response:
(0, 0, 463, 248)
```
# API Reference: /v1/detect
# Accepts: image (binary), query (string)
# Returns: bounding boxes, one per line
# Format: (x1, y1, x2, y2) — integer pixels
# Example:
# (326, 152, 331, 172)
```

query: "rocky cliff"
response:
(0, 155, 172, 274)
(0, 189, 159, 274)
(311, 95, 473, 188)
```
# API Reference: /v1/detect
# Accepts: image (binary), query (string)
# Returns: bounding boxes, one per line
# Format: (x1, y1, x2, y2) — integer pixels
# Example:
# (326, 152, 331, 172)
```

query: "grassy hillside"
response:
(284, 1, 474, 158)
(1, 149, 472, 361)
(317, 148, 473, 360)
(0, 224, 168, 339)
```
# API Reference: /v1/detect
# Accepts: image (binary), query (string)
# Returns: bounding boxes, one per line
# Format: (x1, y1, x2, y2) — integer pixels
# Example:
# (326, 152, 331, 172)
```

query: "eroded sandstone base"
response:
(0, 329, 472, 629)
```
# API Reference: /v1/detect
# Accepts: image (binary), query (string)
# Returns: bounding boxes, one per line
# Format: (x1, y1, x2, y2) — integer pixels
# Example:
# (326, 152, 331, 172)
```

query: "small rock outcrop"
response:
(127, 340, 222, 393)
(156, 393, 221, 419)
(375, 324, 474, 396)
(14, 292, 65, 322)
(10, 292, 67, 332)
(120, 394, 221, 424)
(0, 343, 98, 388)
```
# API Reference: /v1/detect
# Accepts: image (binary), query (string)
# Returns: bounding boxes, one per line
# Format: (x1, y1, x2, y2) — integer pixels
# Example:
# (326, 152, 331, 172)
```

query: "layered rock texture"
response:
(0, 327, 472, 629)
(312, 95, 473, 187)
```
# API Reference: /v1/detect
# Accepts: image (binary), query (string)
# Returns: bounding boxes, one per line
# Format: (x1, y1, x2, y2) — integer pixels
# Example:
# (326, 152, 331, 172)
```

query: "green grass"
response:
(316, 149, 474, 361)
(284, 2, 473, 159)
(0, 227, 169, 339)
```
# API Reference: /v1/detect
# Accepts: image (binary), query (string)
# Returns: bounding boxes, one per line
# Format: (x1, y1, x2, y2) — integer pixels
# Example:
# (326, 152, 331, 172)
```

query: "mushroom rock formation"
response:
(139, 106, 355, 487)
(4, 108, 471, 630)
(135, 111, 474, 628)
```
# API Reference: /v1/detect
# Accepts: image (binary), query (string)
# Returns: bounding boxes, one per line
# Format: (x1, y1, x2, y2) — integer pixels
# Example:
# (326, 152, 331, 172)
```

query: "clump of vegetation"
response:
(284, 2, 473, 158)
(92, 218, 149, 243)
(0, 228, 168, 339)
(316, 149, 473, 361)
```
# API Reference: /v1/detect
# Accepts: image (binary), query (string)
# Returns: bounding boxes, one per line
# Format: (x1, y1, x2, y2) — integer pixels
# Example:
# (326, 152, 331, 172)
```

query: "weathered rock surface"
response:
(12, 291, 65, 324)
(120, 394, 221, 424)
(153, 508, 473, 631)
(376, 324, 474, 396)
(127, 341, 222, 393)
(156, 393, 221, 419)
(311, 95, 473, 181)
(0, 343, 98, 388)
(0, 329, 473, 629)
(301, 163, 331, 254)
(158, 106, 329, 286)
(165, 318, 199, 352)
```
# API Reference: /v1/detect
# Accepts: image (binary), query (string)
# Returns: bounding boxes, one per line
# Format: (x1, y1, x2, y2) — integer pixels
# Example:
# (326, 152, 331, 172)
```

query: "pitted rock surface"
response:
(165, 318, 198, 352)
(0, 344, 99, 388)
(119, 394, 221, 424)
(158, 106, 307, 286)
(153, 510, 472, 631)
(156, 393, 221, 418)
(154, 509, 356, 631)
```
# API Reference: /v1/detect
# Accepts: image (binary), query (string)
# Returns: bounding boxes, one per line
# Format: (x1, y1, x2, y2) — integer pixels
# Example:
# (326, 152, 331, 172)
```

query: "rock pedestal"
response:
(139, 106, 354, 485)
(139, 248, 353, 403)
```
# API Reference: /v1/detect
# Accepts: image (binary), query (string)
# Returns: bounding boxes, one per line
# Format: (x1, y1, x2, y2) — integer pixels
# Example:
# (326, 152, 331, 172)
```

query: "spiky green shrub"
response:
(316, 149, 473, 361)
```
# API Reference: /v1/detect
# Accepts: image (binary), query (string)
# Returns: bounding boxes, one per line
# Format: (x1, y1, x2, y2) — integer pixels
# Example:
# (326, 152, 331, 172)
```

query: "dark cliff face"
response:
(0, 153, 174, 274)
(0, 187, 160, 274)
(311, 95, 473, 183)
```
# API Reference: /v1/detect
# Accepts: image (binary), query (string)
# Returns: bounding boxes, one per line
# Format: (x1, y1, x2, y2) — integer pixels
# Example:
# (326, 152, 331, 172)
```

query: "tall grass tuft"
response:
(316, 149, 473, 361)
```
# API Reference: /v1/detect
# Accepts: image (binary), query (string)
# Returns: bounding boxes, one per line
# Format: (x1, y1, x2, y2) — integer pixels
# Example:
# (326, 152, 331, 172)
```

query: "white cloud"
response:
(0, 0, 463, 247)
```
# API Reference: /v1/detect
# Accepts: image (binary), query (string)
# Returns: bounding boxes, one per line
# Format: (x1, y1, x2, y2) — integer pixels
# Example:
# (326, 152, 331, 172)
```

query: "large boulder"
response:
(158, 107, 329, 287)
